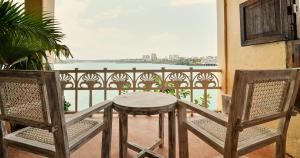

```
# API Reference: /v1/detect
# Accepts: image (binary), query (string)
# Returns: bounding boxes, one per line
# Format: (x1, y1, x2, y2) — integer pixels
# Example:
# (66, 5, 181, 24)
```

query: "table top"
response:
(113, 92, 177, 115)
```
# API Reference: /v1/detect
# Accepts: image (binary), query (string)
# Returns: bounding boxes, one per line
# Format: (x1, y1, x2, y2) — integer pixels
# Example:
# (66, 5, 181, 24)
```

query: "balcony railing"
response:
(59, 68, 222, 113)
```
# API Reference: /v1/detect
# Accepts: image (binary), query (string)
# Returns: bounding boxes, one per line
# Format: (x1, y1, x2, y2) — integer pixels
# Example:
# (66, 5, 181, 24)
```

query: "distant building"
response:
(169, 54, 180, 61)
(142, 55, 151, 61)
(202, 56, 217, 64)
(151, 53, 158, 61)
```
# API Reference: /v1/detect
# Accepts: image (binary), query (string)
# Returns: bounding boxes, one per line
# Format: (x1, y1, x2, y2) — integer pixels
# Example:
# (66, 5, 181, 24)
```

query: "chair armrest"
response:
(178, 100, 228, 126)
(222, 94, 231, 115)
(65, 100, 112, 126)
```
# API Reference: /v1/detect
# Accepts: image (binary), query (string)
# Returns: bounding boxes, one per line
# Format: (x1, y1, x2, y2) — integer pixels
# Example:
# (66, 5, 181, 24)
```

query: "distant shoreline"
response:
(54, 60, 218, 67)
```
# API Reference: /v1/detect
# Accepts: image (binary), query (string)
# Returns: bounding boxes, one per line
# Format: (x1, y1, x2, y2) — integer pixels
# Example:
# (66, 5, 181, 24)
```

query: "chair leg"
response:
(1, 140, 8, 158)
(119, 112, 128, 158)
(177, 104, 189, 158)
(224, 138, 239, 158)
(53, 130, 70, 158)
(159, 113, 164, 148)
(223, 151, 239, 158)
(276, 139, 286, 158)
(54, 152, 69, 158)
(0, 121, 7, 158)
(102, 106, 113, 158)
(168, 110, 176, 158)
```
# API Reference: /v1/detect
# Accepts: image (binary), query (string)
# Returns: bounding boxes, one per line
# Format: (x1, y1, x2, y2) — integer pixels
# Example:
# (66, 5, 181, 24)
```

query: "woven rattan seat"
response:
(4, 117, 105, 153)
(189, 118, 280, 148)
(14, 118, 102, 145)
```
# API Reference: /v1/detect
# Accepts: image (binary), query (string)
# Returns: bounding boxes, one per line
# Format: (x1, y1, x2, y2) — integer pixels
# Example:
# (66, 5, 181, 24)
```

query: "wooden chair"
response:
(177, 69, 300, 158)
(0, 70, 113, 158)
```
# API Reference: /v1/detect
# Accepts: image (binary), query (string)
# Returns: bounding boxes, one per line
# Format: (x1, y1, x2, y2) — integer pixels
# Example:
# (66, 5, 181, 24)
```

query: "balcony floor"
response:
(8, 115, 275, 158)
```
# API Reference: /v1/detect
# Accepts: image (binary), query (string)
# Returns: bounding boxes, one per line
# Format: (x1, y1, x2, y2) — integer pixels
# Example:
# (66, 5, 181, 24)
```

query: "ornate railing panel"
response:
(59, 68, 221, 113)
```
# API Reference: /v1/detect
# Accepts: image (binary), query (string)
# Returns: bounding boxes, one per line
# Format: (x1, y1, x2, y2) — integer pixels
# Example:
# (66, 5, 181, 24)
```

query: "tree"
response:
(0, 0, 72, 70)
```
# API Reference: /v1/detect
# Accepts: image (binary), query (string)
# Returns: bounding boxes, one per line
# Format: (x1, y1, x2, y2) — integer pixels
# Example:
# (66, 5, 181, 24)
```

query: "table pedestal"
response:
(119, 110, 176, 158)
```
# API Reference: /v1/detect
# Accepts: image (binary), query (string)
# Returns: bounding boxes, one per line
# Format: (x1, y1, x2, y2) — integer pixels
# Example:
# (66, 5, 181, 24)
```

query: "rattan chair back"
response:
(230, 70, 299, 127)
(0, 71, 52, 128)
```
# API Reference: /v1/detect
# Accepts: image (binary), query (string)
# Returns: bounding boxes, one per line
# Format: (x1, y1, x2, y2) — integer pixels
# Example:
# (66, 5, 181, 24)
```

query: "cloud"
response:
(144, 33, 182, 55)
(96, 6, 123, 21)
(95, 5, 146, 21)
(55, 0, 134, 59)
(53, 0, 217, 59)
(148, 33, 179, 43)
(169, 0, 213, 6)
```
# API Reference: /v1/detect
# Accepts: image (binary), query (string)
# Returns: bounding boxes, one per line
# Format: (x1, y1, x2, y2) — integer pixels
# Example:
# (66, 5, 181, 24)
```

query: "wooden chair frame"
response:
(177, 70, 300, 158)
(0, 70, 113, 158)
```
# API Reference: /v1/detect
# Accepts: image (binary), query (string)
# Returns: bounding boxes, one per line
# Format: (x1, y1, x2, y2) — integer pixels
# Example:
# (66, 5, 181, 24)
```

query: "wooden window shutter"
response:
(240, 0, 297, 46)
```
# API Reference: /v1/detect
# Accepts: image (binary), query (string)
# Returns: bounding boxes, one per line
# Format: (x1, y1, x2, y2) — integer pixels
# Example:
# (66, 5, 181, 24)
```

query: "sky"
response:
(15, 0, 217, 60)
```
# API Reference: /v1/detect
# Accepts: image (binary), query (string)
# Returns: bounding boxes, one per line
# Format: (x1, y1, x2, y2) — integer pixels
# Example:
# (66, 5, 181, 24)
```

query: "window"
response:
(240, 0, 297, 46)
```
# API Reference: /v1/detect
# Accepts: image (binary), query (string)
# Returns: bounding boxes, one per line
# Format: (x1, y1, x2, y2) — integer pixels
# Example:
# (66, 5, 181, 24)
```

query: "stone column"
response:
(25, 0, 56, 68)
(25, 0, 54, 17)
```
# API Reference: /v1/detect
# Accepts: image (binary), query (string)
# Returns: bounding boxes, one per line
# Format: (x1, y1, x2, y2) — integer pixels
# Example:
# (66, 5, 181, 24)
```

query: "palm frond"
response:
(0, 1, 64, 47)
(0, 0, 72, 70)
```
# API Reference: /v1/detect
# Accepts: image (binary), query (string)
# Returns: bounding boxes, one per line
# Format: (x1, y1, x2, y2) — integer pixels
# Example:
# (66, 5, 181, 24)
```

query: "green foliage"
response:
(0, 0, 72, 70)
(153, 76, 191, 98)
(119, 76, 191, 99)
(64, 100, 71, 112)
(194, 92, 212, 108)
(179, 89, 190, 98)
(121, 83, 131, 94)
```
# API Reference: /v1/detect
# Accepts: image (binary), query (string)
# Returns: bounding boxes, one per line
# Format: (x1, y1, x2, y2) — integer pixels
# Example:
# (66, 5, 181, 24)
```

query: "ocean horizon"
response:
(54, 61, 218, 70)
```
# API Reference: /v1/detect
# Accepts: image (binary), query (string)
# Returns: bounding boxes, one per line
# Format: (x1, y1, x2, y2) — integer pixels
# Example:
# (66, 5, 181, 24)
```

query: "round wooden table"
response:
(113, 92, 177, 158)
